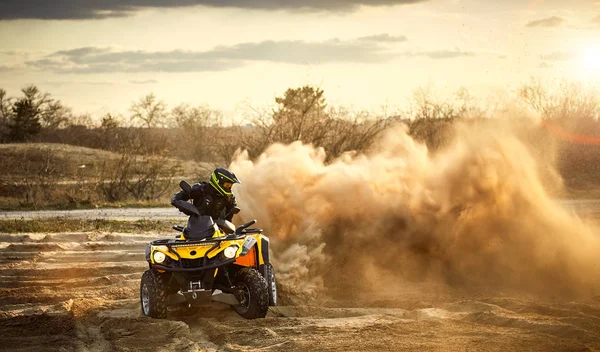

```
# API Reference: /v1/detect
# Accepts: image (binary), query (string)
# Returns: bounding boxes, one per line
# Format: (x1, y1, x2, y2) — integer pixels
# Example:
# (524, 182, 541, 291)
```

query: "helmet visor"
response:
(222, 181, 234, 192)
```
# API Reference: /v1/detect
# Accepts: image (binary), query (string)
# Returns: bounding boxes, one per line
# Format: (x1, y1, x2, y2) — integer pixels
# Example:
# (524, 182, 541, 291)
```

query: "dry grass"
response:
(0, 143, 216, 209)
(0, 143, 209, 181)
(0, 218, 176, 233)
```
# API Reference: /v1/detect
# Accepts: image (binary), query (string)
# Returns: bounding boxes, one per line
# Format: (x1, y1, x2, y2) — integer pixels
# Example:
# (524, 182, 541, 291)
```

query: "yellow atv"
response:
(140, 181, 277, 320)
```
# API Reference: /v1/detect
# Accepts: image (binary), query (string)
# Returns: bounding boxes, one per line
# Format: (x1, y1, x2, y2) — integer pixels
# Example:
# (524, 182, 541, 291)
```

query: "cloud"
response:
(130, 79, 159, 84)
(0, 0, 428, 20)
(414, 49, 475, 59)
(357, 34, 408, 43)
(23, 37, 493, 74)
(42, 81, 115, 87)
(526, 16, 564, 28)
(397, 48, 503, 59)
(25, 35, 408, 73)
(0, 50, 24, 56)
(541, 51, 575, 61)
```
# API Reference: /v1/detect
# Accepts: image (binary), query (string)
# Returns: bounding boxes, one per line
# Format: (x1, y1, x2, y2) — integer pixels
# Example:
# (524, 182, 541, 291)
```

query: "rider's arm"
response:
(171, 189, 190, 204)
(224, 194, 238, 221)
(171, 183, 204, 215)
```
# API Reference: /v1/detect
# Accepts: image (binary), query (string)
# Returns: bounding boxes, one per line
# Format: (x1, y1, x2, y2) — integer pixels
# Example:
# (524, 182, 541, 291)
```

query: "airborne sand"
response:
(230, 122, 600, 300)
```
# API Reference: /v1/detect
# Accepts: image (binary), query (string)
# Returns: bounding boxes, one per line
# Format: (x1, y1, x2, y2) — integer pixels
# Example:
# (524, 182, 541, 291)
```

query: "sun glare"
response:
(582, 46, 600, 72)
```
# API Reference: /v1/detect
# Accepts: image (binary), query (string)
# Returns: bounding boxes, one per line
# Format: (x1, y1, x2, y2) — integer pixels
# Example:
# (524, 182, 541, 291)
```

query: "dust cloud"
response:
(229, 122, 600, 302)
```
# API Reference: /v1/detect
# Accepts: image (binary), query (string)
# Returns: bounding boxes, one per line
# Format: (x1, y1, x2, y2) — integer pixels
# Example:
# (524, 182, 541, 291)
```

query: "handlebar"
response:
(235, 219, 257, 234)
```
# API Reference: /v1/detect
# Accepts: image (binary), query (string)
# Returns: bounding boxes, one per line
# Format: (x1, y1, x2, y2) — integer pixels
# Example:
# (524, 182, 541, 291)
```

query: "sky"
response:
(0, 0, 599, 123)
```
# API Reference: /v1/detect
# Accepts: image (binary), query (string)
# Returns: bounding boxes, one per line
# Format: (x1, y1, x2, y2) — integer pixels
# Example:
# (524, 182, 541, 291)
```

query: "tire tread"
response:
(234, 267, 269, 319)
(140, 269, 170, 319)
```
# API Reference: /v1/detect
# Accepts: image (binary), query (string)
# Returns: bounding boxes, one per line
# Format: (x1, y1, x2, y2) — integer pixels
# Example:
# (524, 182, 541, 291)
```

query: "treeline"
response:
(0, 85, 396, 163)
(0, 85, 394, 208)
(1, 79, 600, 208)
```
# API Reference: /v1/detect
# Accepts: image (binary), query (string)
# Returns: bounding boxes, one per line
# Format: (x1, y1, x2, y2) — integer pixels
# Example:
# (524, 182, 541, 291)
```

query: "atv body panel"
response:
(141, 219, 276, 320)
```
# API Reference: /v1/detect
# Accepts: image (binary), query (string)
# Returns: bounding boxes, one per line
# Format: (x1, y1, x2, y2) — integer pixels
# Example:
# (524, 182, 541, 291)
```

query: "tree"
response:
(171, 103, 222, 129)
(5, 85, 74, 133)
(271, 85, 328, 143)
(9, 98, 41, 141)
(0, 89, 13, 141)
(130, 93, 167, 128)
(406, 86, 480, 152)
(243, 85, 390, 160)
(40, 100, 72, 129)
(171, 103, 223, 161)
(21, 85, 51, 111)
(519, 78, 599, 122)
(69, 113, 94, 128)
(0, 89, 12, 121)
(101, 113, 121, 129)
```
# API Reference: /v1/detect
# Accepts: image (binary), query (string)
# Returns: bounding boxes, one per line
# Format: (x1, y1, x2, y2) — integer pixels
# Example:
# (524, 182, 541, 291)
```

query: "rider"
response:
(171, 167, 240, 221)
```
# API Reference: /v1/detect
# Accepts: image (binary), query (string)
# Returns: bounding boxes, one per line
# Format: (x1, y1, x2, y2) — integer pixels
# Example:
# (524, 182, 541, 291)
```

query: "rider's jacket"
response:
(171, 181, 237, 221)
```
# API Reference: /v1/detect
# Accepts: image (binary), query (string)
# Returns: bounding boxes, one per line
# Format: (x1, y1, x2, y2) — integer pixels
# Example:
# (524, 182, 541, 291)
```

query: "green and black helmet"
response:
(209, 167, 240, 196)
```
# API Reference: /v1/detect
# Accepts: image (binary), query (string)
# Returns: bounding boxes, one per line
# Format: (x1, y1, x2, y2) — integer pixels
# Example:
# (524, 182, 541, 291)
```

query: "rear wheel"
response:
(266, 263, 278, 306)
(140, 270, 170, 319)
(233, 267, 269, 319)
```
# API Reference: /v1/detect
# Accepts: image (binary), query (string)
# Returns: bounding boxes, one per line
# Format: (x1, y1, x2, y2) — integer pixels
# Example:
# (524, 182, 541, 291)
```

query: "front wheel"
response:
(140, 270, 170, 319)
(233, 267, 269, 319)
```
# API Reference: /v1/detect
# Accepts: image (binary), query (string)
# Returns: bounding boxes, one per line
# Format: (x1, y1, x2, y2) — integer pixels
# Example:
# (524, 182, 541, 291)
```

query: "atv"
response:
(140, 181, 277, 320)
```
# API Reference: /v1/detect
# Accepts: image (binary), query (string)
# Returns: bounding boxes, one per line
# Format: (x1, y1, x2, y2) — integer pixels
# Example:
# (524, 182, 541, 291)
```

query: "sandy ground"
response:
(1, 207, 600, 351)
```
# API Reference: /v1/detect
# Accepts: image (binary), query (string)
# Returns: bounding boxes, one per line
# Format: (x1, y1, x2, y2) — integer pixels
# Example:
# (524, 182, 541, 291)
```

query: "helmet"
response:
(209, 167, 240, 196)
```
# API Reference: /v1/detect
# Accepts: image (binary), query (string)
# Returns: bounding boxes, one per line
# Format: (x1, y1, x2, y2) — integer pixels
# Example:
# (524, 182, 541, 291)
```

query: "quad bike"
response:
(140, 180, 277, 320)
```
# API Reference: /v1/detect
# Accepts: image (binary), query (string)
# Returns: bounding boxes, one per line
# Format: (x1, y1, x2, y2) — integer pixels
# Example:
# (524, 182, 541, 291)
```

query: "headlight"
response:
(223, 245, 239, 259)
(153, 251, 166, 263)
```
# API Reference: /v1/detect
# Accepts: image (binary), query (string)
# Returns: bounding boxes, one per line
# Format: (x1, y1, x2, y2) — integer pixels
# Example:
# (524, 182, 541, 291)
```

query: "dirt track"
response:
(1, 226, 600, 351)
(2, 199, 599, 220)
(0, 207, 182, 221)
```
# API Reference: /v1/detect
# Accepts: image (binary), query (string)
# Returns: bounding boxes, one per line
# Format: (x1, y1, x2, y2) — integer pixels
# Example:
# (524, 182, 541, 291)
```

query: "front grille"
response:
(181, 258, 204, 268)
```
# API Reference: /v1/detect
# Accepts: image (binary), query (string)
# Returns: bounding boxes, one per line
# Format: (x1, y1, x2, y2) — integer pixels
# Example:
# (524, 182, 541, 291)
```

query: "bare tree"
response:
(0, 89, 12, 140)
(97, 142, 181, 202)
(130, 93, 167, 128)
(171, 103, 224, 161)
(40, 100, 72, 129)
(326, 107, 392, 158)
(406, 86, 475, 151)
(519, 78, 599, 121)
(408, 86, 463, 120)
(69, 113, 94, 128)
(0, 88, 12, 121)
